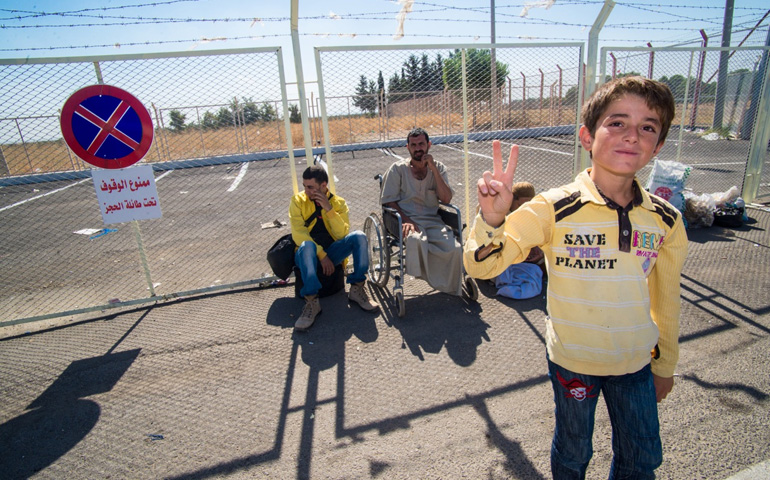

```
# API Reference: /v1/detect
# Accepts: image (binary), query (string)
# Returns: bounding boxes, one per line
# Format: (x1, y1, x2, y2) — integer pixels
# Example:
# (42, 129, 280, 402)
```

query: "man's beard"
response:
(411, 151, 424, 162)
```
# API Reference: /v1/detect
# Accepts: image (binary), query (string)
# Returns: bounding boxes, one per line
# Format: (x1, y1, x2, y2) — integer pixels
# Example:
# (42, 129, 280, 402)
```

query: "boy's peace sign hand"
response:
(477, 140, 518, 227)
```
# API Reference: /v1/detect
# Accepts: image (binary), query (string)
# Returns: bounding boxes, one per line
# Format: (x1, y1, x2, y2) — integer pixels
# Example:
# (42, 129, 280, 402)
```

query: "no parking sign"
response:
(61, 85, 161, 224)
(60, 84, 153, 169)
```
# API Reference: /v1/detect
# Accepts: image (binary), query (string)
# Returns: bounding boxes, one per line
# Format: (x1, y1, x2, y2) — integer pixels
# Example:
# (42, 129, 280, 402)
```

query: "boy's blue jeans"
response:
(295, 231, 369, 298)
(548, 358, 662, 480)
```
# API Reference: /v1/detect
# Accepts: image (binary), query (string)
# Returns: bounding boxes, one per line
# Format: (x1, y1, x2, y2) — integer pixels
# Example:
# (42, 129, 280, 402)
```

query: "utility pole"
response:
(712, 0, 735, 130)
(490, 0, 498, 130)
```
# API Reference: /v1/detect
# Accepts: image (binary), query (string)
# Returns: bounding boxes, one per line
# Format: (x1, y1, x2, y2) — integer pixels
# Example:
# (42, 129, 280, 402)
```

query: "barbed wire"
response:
(1, 1, 766, 54)
(0, 8, 451, 23)
(0, 0, 203, 18)
(4, 25, 769, 54)
(4, 12, 764, 31)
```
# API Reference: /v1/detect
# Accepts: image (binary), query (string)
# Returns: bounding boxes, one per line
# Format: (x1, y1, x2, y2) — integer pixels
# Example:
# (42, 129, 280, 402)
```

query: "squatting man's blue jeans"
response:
(548, 358, 662, 480)
(295, 231, 369, 298)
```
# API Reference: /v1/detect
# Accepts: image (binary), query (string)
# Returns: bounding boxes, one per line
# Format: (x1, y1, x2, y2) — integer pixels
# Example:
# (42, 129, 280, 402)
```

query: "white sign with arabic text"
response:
(92, 164, 162, 225)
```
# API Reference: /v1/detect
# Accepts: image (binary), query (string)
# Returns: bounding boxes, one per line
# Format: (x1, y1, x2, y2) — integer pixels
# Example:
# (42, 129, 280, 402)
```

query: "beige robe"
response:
(380, 159, 463, 296)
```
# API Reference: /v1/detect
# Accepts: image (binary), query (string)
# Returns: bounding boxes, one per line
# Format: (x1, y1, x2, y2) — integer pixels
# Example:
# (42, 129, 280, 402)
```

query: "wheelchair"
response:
(363, 174, 479, 317)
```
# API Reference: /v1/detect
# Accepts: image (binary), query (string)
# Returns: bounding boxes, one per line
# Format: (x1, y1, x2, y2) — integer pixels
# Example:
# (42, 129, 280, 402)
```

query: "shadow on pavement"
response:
(0, 349, 141, 479)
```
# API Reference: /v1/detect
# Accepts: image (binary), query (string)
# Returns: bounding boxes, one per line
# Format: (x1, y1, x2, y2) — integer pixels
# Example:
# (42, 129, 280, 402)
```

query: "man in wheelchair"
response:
(380, 128, 463, 296)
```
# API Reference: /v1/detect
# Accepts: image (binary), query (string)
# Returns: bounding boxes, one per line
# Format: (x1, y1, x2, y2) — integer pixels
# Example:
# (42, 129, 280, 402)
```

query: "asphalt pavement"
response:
(0, 205, 769, 480)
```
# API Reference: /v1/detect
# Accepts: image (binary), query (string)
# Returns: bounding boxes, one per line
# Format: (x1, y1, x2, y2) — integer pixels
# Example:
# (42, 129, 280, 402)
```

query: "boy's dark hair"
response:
(406, 127, 430, 144)
(581, 76, 676, 145)
(512, 181, 536, 200)
(302, 165, 328, 184)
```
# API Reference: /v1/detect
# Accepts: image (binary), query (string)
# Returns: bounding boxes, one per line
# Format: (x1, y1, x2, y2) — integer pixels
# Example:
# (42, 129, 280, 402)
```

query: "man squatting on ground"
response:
(464, 77, 688, 479)
(380, 127, 463, 296)
(290, 165, 379, 331)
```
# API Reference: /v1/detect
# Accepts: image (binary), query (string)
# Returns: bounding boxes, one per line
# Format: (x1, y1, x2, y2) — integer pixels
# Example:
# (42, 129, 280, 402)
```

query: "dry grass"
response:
(1, 102, 720, 176)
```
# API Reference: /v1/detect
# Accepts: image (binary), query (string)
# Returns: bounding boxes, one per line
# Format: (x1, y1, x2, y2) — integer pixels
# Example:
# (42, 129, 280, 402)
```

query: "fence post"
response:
(314, 47, 337, 194)
(0, 144, 9, 176)
(690, 31, 709, 129)
(609, 54, 616, 79)
(676, 51, 696, 163)
(274, 100, 282, 148)
(520, 72, 526, 121)
(276, 46, 299, 195)
(231, 97, 242, 153)
(550, 81, 557, 126)
(151, 103, 167, 162)
(290, 0, 316, 166)
(539, 68, 544, 125)
(195, 106, 207, 157)
(92, 61, 104, 84)
(581, 0, 615, 172)
(584, 0, 615, 102)
(15, 119, 33, 172)
(347, 97, 354, 144)
(742, 44, 770, 203)
(728, 72, 747, 128)
(557, 65, 563, 124)
(647, 43, 655, 79)
(713, 0, 735, 130)
(461, 49, 471, 229)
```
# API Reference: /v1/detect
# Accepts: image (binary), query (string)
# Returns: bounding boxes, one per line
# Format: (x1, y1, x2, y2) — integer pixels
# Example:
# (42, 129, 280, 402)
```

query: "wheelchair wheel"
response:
(363, 213, 390, 288)
(395, 289, 406, 317)
(464, 276, 479, 302)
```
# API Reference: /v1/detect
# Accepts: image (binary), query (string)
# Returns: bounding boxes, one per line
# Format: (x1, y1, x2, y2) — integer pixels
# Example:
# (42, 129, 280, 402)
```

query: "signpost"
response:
(60, 84, 160, 296)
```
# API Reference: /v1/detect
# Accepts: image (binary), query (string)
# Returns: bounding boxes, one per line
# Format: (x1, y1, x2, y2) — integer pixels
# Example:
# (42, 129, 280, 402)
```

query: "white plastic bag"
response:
(710, 186, 740, 208)
(645, 159, 691, 212)
(683, 191, 715, 228)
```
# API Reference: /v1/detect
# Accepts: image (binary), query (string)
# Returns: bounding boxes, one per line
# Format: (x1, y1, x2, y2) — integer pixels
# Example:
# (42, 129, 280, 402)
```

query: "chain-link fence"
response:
(0, 48, 301, 325)
(314, 43, 584, 225)
(2, 42, 769, 326)
(600, 46, 770, 202)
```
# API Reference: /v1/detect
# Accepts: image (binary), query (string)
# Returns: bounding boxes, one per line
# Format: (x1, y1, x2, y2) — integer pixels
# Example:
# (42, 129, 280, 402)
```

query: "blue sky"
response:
(1, 0, 768, 59)
(1, 1, 768, 101)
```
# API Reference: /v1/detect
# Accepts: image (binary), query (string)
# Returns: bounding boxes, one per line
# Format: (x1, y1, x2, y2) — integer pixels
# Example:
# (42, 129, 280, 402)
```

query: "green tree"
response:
(289, 103, 301, 123)
(168, 109, 187, 132)
(377, 71, 386, 113)
(257, 102, 277, 122)
(443, 49, 508, 101)
(240, 97, 260, 124)
(200, 111, 218, 130)
(403, 54, 420, 91)
(562, 85, 579, 107)
(352, 74, 377, 115)
(216, 106, 234, 127)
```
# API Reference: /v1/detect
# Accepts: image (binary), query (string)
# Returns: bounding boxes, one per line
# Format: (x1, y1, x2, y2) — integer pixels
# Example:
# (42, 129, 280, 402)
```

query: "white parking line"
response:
(0, 168, 173, 214)
(438, 143, 492, 159)
(227, 163, 248, 192)
(688, 162, 746, 167)
(155, 170, 173, 181)
(500, 140, 572, 157)
(379, 147, 404, 160)
(0, 178, 90, 213)
(439, 141, 572, 158)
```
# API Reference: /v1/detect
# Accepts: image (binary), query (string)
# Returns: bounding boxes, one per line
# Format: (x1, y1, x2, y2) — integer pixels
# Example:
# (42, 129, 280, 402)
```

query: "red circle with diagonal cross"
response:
(60, 84, 154, 169)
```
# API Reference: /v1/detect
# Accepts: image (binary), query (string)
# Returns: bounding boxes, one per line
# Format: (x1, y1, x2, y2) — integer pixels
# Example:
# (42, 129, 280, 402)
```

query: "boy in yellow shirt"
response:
(464, 77, 688, 479)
